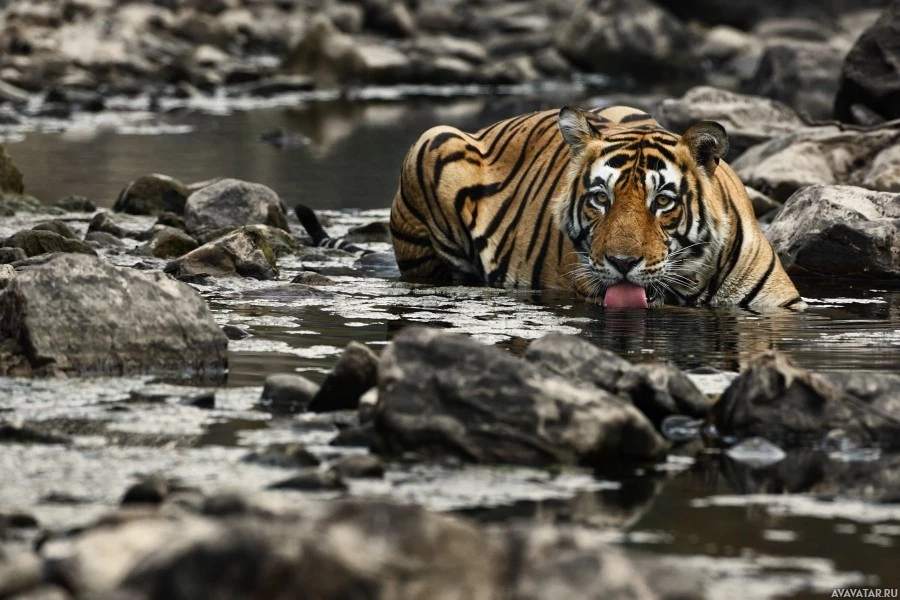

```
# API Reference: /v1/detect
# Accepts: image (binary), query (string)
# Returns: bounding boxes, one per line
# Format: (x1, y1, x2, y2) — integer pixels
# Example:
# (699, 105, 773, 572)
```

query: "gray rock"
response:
(243, 223, 302, 257)
(3, 230, 96, 258)
(745, 40, 846, 120)
(0, 247, 27, 264)
(242, 443, 320, 468)
(525, 333, 709, 429)
(556, 0, 695, 80)
(713, 352, 900, 448)
(53, 195, 95, 213)
(332, 453, 384, 479)
(113, 174, 190, 216)
(658, 86, 804, 159)
(0, 253, 228, 378)
(374, 327, 669, 467)
(862, 144, 900, 193)
(746, 186, 781, 218)
(766, 185, 900, 277)
(0, 264, 14, 290)
(140, 226, 199, 259)
(732, 126, 900, 202)
(88, 212, 135, 239)
(267, 468, 346, 491)
(184, 178, 288, 235)
(165, 227, 278, 280)
(0, 143, 24, 195)
(31, 220, 79, 240)
(0, 194, 43, 216)
(84, 231, 126, 247)
(835, 1, 900, 123)
(290, 271, 336, 286)
(308, 342, 379, 413)
(261, 373, 320, 409)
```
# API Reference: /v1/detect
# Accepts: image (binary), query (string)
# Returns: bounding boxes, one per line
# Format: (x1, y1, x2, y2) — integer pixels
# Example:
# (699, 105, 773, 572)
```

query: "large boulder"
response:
(373, 328, 669, 467)
(113, 174, 191, 216)
(731, 126, 900, 202)
(713, 352, 900, 448)
(766, 185, 900, 277)
(0, 253, 227, 378)
(835, 1, 900, 123)
(0, 144, 24, 195)
(555, 0, 695, 80)
(184, 178, 288, 236)
(164, 227, 278, 280)
(657, 86, 804, 159)
(3, 230, 96, 258)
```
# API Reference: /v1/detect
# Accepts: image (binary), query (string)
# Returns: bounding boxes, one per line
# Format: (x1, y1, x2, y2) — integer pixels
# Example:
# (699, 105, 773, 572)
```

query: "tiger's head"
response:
(556, 106, 730, 308)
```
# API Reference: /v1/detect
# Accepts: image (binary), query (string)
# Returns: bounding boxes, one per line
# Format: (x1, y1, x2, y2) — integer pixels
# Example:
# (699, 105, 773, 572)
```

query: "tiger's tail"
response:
(294, 204, 375, 255)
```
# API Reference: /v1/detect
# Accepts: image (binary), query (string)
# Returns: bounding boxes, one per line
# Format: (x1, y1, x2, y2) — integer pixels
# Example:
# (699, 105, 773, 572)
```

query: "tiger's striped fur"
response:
(389, 106, 803, 310)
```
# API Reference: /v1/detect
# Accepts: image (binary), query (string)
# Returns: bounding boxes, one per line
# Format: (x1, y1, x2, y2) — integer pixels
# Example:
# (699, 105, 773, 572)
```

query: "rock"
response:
(0, 264, 14, 290)
(0, 422, 69, 445)
(261, 373, 320, 410)
(243, 223, 302, 256)
(746, 186, 781, 218)
(165, 227, 277, 280)
(290, 271, 336, 286)
(84, 231, 126, 247)
(0, 247, 27, 264)
(113, 174, 190, 216)
(154, 212, 185, 230)
(31, 220, 79, 240)
(713, 352, 900, 448)
(3, 230, 96, 258)
(373, 328, 669, 466)
(180, 391, 215, 409)
(121, 478, 170, 506)
(53, 195, 94, 213)
(87, 212, 135, 239)
(862, 144, 900, 192)
(766, 185, 900, 277)
(308, 342, 379, 413)
(745, 40, 846, 120)
(140, 226, 199, 259)
(267, 468, 346, 491)
(731, 126, 900, 202)
(221, 324, 249, 340)
(0, 253, 228, 378)
(835, 1, 900, 123)
(525, 333, 709, 429)
(243, 443, 320, 468)
(657, 86, 804, 159)
(556, 0, 695, 80)
(352, 252, 400, 277)
(363, 0, 416, 38)
(0, 144, 24, 194)
(330, 424, 374, 447)
(184, 178, 288, 236)
(0, 194, 43, 216)
(333, 454, 384, 478)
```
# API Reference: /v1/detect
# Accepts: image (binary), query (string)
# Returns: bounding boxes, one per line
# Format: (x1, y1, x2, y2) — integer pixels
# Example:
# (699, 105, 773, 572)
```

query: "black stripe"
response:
(429, 131, 464, 151)
(783, 296, 804, 308)
(397, 255, 439, 271)
(620, 112, 652, 123)
(389, 226, 430, 246)
(739, 253, 776, 309)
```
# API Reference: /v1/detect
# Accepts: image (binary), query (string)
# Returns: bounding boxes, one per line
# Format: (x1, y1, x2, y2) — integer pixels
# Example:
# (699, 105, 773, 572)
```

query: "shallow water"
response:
(2, 94, 899, 597)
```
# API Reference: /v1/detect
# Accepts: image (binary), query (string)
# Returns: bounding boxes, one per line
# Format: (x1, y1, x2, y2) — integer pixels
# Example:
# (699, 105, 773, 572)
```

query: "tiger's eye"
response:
(591, 191, 608, 207)
(655, 194, 673, 208)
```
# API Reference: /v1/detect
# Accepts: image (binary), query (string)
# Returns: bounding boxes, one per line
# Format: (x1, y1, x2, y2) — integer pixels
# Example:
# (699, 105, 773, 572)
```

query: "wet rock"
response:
(154, 211, 185, 230)
(732, 126, 900, 202)
(184, 178, 288, 236)
(0, 247, 27, 264)
(658, 86, 804, 159)
(556, 0, 694, 80)
(330, 424, 374, 447)
(725, 437, 787, 467)
(31, 220, 79, 240)
(0, 144, 24, 195)
(766, 185, 900, 277)
(308, 342, 379, 413)
(353, 252, 400, 277)
(525, 333, 709, 429)
(113, 174, 190, 216)
(290, 271, 336, 286)
(3, 230, 96, 258)
(121, 478, 170, 506)
(164, 227, 277, 280)
(0, 422, 69, 445)
(87, 212, 136, 239)
(0, 264, 14, 290)
(244, 223, 302, 257)
(0, 194, 43, 216)
(374, 328, 668, 467)
(180, 391, 215, 409)
(84, 231, 126, 248)
(243, 443, 320, 468)
(713, 352, 900, 448)
(261, 373, 320, 410)
(835, 1, 900, 123)
(268, 468, 346, 491)
(344, 220, 391, 244)
(333, 454, 384, 479)
(139, 226, 199, 259)
(745, 40, 845, 120)
(0, 253, 228, 378)
(221, 324, 249, 340)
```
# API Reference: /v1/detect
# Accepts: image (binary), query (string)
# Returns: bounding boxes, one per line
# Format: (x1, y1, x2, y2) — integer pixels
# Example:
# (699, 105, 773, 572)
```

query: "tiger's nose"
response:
(606, 255, 642, 275)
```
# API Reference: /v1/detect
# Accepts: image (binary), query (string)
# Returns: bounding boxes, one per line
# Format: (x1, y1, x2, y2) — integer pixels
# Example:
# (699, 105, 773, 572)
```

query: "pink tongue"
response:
(603, 282, 649, 308)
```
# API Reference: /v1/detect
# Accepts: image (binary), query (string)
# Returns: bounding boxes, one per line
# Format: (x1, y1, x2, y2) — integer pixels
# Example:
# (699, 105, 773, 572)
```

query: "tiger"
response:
(388, 105, 804, 310)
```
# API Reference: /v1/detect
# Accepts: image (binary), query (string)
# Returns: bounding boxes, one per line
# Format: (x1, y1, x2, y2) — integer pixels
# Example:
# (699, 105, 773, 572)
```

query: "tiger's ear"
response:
(681, 121, 729, 174)
(558, 107, 600, 158)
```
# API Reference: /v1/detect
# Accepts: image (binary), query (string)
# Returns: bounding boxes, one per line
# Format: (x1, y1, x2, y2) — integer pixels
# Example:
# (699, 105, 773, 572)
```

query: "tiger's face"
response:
(557, 107, 729, 308)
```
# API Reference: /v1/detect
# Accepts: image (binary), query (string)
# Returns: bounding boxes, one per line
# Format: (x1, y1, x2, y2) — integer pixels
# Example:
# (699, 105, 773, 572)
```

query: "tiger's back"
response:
(390, 106, 802, 310)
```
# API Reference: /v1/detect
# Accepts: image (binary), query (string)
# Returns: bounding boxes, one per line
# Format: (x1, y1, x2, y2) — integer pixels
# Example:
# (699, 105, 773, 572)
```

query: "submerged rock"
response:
(3, 230, 96, 258)
(184, 178, 289, 236)
(308, 342, 379, 413)
(713, 352, 900, 448)
(113, 174, 190, 216)
(0, 253, 228, 378)
(766, 185, 900, 277)
(373, 328, 668, 467)
(164, 227, 277, 280)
